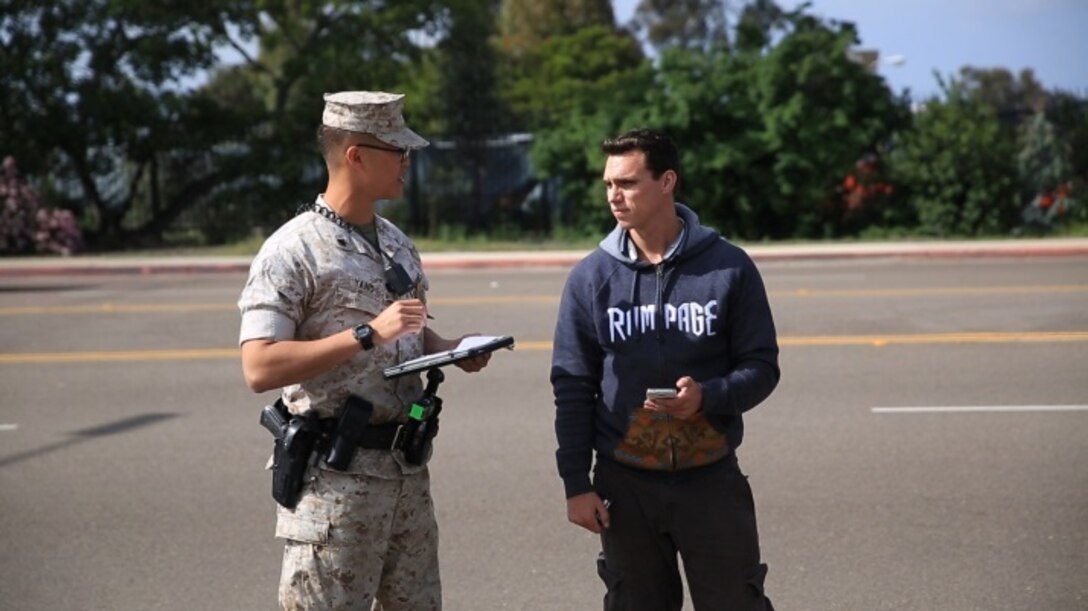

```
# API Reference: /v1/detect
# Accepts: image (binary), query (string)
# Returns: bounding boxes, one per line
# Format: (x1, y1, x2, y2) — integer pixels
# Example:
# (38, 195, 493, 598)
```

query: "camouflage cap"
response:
(322, 91, 429, 150)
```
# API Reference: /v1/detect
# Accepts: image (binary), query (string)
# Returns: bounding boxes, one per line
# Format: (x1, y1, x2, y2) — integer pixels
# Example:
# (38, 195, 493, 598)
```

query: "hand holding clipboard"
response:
(383, 335, 515, 379)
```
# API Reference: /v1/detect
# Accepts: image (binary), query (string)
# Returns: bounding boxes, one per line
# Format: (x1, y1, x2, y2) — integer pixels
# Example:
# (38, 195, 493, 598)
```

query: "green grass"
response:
(81, 220, 1088, 259)
(94, 232, 600, 258)
(412, 235, 599, 253)
(1053, 221, 1088, 237)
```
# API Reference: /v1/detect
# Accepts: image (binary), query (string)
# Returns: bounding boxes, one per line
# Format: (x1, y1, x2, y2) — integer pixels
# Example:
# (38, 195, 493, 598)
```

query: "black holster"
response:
(262, 400, 320, 509)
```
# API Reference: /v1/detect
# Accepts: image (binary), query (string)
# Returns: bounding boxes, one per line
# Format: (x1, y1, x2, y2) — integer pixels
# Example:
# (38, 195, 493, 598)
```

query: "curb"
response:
(1, 240, 1087, 277)
(744, 241, 1088, 262)
(0, 260, 254, 278)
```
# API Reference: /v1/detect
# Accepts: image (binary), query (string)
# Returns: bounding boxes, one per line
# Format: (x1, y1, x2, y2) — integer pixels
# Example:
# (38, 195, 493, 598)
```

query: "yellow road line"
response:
(0, 296, 559, 316)
(780, 331, 1088, 346)
(416, 333, 1088, 349)
(2, 285, 1085, 316)
(770, 285, 1088, 298)
(0, 303, 233, 315)
(430, 296, 558, 306)
(512, 341, 553, 351)
(1, 332, 1086, 364)
(0, 348, 240, 364)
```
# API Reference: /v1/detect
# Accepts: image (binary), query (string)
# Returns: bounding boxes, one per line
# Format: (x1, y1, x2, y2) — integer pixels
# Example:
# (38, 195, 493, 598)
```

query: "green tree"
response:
(629, 0, 730, 52)
(431, 0, 507, 138)
(744, 15, 909, 238)
(734, 0, 787, 52)
(887, 77, 1022, 236)
(0, 0, 455, 247)
(503, 25, 648, 130)
(1046, 92, 1088, 219)
(0, 0, 250, 247)
(497, 0, 615, 55)
(492, 1, 649, 233)
(537, 7, 908, 239)
(522, 26, 655, 230)
(633, 45, 769, 238)
(958, 66, 1047, 114)
(200, 0, 446, 239)
(434, 0, 509, 233)
(533, 108, 642, 232)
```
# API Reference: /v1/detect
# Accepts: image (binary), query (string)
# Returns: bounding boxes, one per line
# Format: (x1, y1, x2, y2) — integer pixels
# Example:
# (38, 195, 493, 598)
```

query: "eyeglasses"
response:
(353, 143, 410, 161)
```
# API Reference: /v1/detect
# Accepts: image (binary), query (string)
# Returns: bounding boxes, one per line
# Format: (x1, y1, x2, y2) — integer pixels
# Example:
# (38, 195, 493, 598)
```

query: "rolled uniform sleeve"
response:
(238, 251, 310, 345)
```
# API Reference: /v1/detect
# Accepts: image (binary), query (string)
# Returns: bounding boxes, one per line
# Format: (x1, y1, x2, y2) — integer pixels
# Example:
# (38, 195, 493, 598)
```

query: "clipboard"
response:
(383, 335, 515, 379)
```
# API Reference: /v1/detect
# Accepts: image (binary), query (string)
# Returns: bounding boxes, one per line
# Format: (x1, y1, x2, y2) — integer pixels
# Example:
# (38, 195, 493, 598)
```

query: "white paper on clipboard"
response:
(382, 335, 514, 378)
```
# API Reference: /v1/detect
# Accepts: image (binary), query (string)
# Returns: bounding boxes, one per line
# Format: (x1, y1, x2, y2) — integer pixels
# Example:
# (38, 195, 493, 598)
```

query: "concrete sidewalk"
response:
(1, 237, 1087, 277)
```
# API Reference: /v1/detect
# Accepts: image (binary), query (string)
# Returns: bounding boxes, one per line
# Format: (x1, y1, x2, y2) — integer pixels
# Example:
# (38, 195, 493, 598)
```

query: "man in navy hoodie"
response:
(551, 128, 779, 610)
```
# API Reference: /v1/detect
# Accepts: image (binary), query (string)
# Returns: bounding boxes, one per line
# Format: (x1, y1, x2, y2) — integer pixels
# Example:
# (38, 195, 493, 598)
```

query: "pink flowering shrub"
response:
(1, 156, 83, 255)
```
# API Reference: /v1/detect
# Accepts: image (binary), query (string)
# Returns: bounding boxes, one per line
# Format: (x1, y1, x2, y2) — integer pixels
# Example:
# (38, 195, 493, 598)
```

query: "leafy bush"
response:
(886, 81, 1022, 237)
(1, 156, 83, 255)
(532, 13, 908, 241)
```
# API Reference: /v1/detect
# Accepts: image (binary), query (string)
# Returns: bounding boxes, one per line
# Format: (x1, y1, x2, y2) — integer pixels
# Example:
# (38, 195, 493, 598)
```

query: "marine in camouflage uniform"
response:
(239, 91, 489, 610)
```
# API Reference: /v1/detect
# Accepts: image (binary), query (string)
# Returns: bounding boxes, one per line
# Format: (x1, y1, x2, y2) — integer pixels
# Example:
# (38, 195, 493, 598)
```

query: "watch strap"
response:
(354, 324, 375, 350)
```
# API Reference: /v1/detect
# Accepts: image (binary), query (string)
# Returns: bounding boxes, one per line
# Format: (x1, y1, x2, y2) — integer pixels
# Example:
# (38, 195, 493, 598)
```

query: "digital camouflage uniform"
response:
(239, 195, 440, 610)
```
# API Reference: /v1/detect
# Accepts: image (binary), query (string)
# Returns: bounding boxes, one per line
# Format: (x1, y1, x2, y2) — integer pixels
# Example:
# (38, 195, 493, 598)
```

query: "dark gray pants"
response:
(593, 458, 773, 611)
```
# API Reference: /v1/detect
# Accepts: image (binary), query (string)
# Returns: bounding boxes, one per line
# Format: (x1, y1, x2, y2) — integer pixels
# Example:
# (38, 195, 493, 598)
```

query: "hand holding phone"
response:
(645, 378, 702, 421)
(646, 387, 679, 400)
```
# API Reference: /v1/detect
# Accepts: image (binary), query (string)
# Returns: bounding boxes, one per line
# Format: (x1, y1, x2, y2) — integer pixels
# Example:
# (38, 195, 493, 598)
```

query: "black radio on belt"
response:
(394, 368, 445, 465)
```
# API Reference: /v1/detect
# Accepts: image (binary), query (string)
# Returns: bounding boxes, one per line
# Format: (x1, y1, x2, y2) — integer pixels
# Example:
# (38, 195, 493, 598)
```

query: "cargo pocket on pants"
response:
(747, 563, 774, 611)
(275, 512, 330, 545)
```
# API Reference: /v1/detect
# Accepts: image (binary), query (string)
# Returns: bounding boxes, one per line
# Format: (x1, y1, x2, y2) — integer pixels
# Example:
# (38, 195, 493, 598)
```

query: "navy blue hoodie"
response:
(552, 204, 780, 498)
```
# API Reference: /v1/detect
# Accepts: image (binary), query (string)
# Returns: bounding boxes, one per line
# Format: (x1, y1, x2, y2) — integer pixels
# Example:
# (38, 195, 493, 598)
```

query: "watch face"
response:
(354, 324, 374, 349)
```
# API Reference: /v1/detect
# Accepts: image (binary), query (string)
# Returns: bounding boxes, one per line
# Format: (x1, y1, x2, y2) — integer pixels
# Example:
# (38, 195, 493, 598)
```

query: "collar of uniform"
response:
(312, 195, 396, 260)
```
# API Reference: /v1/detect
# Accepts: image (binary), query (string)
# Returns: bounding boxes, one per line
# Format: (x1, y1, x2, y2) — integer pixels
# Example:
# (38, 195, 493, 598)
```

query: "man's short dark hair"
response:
(602, 128, 681, 188)
(316, 125, 355, 162)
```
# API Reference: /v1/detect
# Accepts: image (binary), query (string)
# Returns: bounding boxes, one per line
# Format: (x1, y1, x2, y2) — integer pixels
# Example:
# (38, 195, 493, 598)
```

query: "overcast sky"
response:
(613, 0, 1088, 100)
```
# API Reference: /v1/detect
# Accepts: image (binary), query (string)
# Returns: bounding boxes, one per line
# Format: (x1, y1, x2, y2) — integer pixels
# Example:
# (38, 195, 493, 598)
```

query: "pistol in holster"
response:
(260, 399, 320, 509)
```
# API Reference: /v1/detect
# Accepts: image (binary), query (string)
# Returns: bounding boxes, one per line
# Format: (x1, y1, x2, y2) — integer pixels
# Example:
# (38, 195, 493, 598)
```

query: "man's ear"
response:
(345, 144, 360, 167)
(660, 169, 678, 195)
(344, 144, 372, 174)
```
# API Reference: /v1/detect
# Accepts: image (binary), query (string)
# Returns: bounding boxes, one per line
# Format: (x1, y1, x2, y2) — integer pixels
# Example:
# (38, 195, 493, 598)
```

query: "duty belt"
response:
(320, 420, 402, 451)
(356, 423, 403, 450)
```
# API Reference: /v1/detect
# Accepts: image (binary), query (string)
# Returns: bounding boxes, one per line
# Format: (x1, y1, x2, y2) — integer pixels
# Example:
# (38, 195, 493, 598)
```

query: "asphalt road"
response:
(1, 256, 1086, 610)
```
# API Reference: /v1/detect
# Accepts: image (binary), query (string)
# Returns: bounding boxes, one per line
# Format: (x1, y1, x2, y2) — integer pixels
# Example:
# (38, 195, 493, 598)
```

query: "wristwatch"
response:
(353, 323, 375, 350)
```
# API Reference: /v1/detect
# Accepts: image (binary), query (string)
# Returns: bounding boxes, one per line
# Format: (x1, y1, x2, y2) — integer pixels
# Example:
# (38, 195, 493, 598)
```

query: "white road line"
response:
(0, 424, 18, 431)
(872, 405, 1088, 414)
